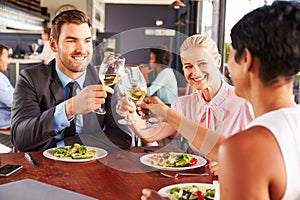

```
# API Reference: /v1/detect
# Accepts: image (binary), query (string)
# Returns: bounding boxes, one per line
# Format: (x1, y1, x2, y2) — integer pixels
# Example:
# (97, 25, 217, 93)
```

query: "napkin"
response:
(213, 180, 220, 200)
(0, 179, 97, 200)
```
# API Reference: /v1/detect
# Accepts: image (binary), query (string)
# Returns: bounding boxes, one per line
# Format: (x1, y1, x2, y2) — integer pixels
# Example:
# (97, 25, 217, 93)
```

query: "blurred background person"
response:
(30, 27, 55, 64)
(0, 43, 14, 129)
(96, 47, 116, 73)
(140, 45, 178, 106)
(102, 48, 115, 62)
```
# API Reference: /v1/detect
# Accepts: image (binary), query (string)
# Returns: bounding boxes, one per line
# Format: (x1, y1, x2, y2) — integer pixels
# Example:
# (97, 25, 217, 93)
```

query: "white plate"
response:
(43, 146, 108, 162)
(158, 183, 215, 199)
(140, 153, 207, 171)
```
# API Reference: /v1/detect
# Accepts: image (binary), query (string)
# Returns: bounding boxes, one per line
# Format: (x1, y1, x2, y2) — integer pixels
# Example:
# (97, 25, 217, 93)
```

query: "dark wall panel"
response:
(103, 4, 177, 65)
(105, 4, 176, 32)
(0, 33, 40, 57)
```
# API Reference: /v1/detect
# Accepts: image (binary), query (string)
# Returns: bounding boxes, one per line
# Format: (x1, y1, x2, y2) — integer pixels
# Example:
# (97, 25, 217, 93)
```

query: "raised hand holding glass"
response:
(94, 53, 125, 114)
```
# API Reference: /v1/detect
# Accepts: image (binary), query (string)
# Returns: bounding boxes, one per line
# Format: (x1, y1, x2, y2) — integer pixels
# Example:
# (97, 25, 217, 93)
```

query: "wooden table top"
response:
(0, 146, 217, 199)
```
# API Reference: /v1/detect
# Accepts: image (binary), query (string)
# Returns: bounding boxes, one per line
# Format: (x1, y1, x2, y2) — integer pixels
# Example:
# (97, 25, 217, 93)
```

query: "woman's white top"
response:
(247, 106, 300, 200)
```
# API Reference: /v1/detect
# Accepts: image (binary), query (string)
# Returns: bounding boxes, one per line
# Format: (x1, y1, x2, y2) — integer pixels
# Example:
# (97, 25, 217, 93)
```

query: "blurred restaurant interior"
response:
(1, 0, 280, 83)
(0, 0, 299, 147)
(0, 1, 300, 199)
(1, 0, 298, 95)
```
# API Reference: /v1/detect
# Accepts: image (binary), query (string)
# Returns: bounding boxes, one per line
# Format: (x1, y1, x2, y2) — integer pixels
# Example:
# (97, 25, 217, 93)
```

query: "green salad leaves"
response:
(168, 185, 215, 200)
(52, 143, 96, 159)
(165, 153, 198, 167)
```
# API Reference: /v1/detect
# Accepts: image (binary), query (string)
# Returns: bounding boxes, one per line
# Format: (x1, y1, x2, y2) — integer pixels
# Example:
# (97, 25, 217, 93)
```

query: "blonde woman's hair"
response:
(180, 34, 221, 61)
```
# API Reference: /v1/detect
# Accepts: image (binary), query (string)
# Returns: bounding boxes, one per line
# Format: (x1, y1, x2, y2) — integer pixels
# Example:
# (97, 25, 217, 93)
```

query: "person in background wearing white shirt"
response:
(30, 27, 55, 64)
(0, 43, 14, 129)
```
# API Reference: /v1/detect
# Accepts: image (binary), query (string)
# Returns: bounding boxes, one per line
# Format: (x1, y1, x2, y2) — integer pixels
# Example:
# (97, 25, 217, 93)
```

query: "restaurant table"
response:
(0, 145, 217, 199)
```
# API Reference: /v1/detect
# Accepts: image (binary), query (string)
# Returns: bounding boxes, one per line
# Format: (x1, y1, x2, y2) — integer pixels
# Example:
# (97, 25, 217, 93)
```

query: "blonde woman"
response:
(117, 34, 253, 164)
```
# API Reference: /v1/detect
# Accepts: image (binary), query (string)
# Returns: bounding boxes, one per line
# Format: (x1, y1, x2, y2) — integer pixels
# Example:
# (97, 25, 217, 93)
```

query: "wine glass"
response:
(118, 66, 147, 125)
(94, 53, 125, 114)
(140, 110, 159, 130)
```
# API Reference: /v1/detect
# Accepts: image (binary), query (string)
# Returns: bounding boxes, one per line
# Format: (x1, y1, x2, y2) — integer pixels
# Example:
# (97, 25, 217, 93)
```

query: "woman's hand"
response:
(116, 96, 136, 117)
(141, 188, 169, 200)
(207, 160, 220, 176)
(142, 96, 166, 106)
(138, 97, 170, 122)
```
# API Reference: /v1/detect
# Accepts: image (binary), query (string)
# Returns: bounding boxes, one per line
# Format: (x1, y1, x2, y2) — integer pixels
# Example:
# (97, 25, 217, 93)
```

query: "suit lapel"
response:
(83, 64, 100, 86)
(82, 65, 104, 134)
(49, 62, 64, 104)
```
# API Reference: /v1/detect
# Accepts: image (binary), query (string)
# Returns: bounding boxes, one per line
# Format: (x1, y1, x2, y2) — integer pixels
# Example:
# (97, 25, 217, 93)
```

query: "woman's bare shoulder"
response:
(219, 125, 286, 199)
(220, 126, 279, 160)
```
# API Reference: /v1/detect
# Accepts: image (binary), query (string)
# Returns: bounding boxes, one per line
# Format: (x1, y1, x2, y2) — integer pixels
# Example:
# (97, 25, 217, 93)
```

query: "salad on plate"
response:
(158, 183, 216, 200)
(149, 152, 198, 167)
(168, 185, 215, 200)
(52, 143, 97, 159)
(140, 152, 207, 171)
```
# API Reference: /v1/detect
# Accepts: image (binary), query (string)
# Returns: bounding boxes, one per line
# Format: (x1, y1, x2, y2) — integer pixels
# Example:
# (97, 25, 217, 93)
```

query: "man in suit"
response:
(10, 9, 132, 152)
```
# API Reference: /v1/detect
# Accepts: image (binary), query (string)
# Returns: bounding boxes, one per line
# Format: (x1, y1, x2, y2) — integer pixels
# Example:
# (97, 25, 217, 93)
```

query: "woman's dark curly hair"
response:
(150, 45, 172, 69)
(231, 1, 300, 85)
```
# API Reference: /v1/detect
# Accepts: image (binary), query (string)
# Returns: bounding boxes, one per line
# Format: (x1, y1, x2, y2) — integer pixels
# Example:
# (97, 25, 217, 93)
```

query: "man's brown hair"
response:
(51, 9, 92, 43)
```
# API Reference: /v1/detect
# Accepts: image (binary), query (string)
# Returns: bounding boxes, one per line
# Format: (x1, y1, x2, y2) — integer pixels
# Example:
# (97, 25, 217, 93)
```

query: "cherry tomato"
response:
(195, 191, 205, 200)
(190, 158, 198, 166)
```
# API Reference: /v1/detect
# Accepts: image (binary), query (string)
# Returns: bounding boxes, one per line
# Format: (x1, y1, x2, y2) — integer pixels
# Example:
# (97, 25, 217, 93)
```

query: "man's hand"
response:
(65, 85, 114, 119)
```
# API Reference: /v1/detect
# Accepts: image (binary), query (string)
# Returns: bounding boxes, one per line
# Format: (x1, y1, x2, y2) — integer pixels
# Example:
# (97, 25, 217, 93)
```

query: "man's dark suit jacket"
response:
(10, 60, 132, 152)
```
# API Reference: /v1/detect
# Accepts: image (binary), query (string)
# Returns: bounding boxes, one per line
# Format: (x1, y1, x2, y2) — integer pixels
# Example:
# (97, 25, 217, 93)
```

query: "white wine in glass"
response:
(100, 73, 122, 86)
(125, 88, 147, 101)
(94, 53, 125, 114)
(118, 66, 147, 125)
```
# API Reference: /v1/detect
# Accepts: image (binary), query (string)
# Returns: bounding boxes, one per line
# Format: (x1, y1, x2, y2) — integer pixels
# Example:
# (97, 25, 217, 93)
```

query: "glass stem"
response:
(125, 111, 130, 121)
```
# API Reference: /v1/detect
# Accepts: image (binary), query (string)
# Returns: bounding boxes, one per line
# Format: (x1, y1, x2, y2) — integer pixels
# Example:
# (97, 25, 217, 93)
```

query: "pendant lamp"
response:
(170, 0, 186, 9)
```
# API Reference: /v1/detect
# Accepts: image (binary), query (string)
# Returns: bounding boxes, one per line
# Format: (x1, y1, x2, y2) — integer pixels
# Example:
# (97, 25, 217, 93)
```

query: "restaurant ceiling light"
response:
(170, 0, 186, 9)
(155, 19, 164, 26)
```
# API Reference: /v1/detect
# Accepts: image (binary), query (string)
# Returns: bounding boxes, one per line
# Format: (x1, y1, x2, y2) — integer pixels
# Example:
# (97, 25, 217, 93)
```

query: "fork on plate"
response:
(160, 171, 209, 179)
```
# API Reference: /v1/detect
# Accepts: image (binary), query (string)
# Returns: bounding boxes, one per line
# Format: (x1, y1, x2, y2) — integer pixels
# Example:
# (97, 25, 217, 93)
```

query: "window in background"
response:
(223, 0, 274, 85)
